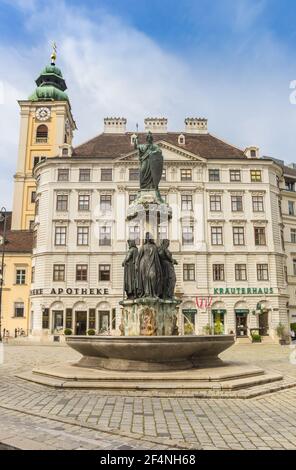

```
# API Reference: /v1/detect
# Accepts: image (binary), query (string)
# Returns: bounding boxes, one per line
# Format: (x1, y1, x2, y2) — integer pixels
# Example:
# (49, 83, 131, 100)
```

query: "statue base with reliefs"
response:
(119, 297, 180, 336)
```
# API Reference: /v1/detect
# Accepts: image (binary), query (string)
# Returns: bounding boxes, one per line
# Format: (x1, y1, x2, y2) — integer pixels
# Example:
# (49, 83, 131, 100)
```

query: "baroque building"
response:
(30, 116, 289, 340)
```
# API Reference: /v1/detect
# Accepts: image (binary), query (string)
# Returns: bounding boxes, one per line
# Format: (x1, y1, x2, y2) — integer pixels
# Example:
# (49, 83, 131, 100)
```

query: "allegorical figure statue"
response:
(122, 240, 138, 299)
(136, 232, 163, 298)
(158, 239, 178, 299)
(134, 132, 163, 192)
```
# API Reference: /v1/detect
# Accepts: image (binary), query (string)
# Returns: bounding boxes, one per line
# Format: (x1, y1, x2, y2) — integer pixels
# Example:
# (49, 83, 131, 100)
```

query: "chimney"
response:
(185, 117, 208, 134)
(104, 117, 127, 134)
(144, 117, 168, 133)
(244, 146, 260, 159)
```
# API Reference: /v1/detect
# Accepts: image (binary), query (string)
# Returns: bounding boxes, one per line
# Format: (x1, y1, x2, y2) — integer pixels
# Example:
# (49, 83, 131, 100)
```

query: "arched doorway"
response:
(234, 301, 249, 337)
(181, 300, 197, 335)
(211, 301, 226, 335)
(73, 301, 87, 335)
(49, 301, 64, 334)
(257, 301, 270, 336)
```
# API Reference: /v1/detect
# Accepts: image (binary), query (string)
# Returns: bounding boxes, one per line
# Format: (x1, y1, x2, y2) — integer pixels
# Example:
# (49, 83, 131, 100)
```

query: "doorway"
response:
(75, 311, 87, 335)
(98, 311, 110, 333)
(212, 310, 225, 335)
(52, 310, 64, 334)
(259, 311, 269, 336)
(235, 310, 249, 337)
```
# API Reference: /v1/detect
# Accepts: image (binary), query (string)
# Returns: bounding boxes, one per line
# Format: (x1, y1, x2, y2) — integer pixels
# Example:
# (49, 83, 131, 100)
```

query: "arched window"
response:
(36, 125, 48, 143)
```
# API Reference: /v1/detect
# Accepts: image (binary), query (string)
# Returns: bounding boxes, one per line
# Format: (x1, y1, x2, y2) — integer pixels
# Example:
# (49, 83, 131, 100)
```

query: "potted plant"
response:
(203, 324, 213, 335)
(184, 322, 194, 335)
(87, 329, 96, 336)
(214, 320, 224, 335)
(64, 328, 72, 336)
(251, 331, 262, 343)
(276, 323, 290, 345)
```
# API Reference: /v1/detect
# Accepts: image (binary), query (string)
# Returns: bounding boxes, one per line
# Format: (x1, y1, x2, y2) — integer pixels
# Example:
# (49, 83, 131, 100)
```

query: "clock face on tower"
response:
(35, 107, 51, 121)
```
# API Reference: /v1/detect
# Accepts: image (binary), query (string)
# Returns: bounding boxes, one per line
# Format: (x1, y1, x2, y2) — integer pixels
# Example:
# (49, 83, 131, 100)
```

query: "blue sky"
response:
(0, 0, 296, 208)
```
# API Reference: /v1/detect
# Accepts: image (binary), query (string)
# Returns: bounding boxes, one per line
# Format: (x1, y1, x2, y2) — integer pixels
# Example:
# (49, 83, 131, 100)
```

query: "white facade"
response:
(30, 136, 289, 340)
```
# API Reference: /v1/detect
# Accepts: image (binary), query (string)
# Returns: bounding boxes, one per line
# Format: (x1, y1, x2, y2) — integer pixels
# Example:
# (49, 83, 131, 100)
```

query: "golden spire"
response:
(50, 42, 57, 65)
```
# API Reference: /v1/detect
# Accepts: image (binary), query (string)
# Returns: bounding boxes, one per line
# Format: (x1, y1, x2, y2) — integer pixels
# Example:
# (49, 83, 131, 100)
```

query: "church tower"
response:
(11, 45, 76, 229)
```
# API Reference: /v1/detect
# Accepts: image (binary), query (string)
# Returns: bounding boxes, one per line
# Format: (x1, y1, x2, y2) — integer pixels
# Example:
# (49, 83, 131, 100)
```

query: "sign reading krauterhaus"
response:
(30, 288, 109, 296)
(214, 287, 274, 295)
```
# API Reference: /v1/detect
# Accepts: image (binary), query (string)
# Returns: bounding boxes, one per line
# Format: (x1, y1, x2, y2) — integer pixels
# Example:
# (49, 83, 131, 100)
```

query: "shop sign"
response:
(30, 287, 109, 296)
(213, 287, 273, 295)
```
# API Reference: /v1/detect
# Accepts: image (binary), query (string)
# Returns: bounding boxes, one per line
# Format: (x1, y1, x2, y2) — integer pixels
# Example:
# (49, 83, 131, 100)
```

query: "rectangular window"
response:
(235, 264, 247, 281)
(99, 264, 111, 281)
(101, 168, 112, 181)
(53, 264, 65, 282)
(16, 269, 26, 285)
(181, 194, 193, 211)
(181, 169, 192, 181)
(293, 259, 296, 276)
(209, 195, 221, 212)
(14, 302, 24, 318)
(77, 226, 89, 246)
(231, 195, 243, 212)
(250, 170, 262, 182)
(129, 225, 140, 245)
(257, 264, 269, 281)
(182, 226, 194, 245)
(233, 226, 245, 245)
(213, 264, 224, 281)
(158, 225, 168, 241)
(76, 264, 88, 281)
(183, 264, 195, 281)
(99, 226, 111, 246)
(161, 169, 166, 180)
(42, 308, 49, 329)
(31, 191, 36, 203)
(55, 226, 67, 245)
(100, 195, 112, 212)
(209, 169, 220, 182)
(56, 194, 68, 211)
(254, 227, 266, 246)
(57, 169, 69, 182)
(78, 194, 90, 211)
(288, 201, 295, 216)
(129, 168, 140, 181)
(252, 195, 264, 212)
(79, 169, 91, 182)
(291, 228, 296, 243)
(211, 226, 223, 245)
(230, 170, 241, 182)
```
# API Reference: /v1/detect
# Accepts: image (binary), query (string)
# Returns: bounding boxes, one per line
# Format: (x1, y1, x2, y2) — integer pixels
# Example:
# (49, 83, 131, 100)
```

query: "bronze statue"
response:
(122, 240, 138, 299)
(158, 239, 177, 299)
(134, 132, 163, 191)
(136, 232, 163, 298)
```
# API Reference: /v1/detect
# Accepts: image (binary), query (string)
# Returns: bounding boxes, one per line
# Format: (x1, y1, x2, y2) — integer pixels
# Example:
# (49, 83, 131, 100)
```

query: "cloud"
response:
(0, 0, 296, 209)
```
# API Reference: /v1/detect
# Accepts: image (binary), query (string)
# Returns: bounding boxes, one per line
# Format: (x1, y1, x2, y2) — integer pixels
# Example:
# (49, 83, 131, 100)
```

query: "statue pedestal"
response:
(127, 189, 172, 222)
(119, 298, 181, 336)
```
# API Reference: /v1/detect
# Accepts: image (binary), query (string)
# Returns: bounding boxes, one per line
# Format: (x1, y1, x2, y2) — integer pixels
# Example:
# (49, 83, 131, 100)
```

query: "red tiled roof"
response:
(73, 132, 246, 160)
(0, 228, 33, 254)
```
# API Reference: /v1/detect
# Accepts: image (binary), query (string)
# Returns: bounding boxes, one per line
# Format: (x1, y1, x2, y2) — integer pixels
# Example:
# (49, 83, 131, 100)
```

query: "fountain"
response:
(20, 132, 287, 397)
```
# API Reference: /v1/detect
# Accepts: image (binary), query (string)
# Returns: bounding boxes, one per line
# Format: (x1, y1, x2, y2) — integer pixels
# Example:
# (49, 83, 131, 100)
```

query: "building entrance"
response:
(235, 310, 249, 337)
(259, 311, 269, 336)
(98, 310, 110, 333)
(75, 311, 87, 335)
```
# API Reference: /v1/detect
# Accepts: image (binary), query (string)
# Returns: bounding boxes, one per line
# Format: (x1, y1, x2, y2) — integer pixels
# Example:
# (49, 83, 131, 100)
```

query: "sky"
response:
(0, 0, 296, 209)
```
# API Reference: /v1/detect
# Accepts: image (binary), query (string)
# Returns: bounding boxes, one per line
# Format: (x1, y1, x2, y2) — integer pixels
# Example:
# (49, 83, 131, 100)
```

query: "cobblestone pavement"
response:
(1, 342, 296, 450)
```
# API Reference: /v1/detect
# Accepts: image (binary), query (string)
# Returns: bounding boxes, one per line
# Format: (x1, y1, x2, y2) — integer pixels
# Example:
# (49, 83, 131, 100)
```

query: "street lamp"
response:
(0, 207, 7, 342)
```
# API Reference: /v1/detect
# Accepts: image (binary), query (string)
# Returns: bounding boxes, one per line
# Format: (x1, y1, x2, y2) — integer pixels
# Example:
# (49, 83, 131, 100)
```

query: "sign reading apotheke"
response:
(214, 287, 274, 295)
(30, 287, 109, 296)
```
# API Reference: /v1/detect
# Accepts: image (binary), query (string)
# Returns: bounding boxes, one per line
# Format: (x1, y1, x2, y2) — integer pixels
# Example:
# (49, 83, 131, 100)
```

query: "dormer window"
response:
(178, 134, 185, 145)
(36, 125, 48, 143)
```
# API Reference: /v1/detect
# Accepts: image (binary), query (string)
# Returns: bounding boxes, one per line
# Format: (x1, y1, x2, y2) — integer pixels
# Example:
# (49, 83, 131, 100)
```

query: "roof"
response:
(0, 213, 33, 254)
(73, 132, 246, 160)
(283, 165, 296, 178)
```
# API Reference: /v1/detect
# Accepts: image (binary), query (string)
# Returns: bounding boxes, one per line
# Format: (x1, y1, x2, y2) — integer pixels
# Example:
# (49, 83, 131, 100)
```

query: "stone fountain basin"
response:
(66, 335, 235, 372)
